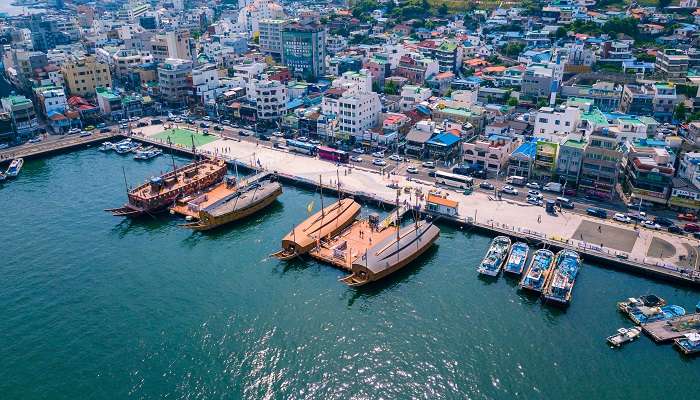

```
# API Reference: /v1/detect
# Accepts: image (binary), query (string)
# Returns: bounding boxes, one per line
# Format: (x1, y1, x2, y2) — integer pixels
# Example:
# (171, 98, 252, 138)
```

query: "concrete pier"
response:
(0, 132, 117, 162)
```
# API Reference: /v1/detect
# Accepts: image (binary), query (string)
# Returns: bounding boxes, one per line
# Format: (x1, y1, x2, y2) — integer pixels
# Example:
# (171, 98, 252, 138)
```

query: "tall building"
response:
(157, 58, 193, 107)
(192, 64, 220, 106)
(281, 22, 326, 81)
(253, 79, 287, 121)
(149, 30, 193, 64)
(61, 56, 112, 97)
(579, 128, 622, 200)
(259, 19, 288, 60)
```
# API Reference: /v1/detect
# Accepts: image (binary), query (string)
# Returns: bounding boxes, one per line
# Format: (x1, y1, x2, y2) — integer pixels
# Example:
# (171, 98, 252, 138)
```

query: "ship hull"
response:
(183, 184, 282, 231)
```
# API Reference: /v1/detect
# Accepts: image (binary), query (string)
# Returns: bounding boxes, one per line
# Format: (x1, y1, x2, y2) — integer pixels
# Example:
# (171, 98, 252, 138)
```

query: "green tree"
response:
(602, 17, 639, 40)
(674, 103, 687, 122)
(555, 26, 568, 39)
(507, 97, 519, 107)
(437, 3, 449, 16)
(383, 80, 399, 95)
(501, 42, 525, 57)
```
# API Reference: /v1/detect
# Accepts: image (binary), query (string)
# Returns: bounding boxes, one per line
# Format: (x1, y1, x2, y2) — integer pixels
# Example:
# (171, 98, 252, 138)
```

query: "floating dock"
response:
(642, 313, 700, 342)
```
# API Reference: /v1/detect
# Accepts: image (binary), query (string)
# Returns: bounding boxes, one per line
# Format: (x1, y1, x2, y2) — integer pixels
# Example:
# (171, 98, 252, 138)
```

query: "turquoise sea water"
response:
(1, 149, 699, 399)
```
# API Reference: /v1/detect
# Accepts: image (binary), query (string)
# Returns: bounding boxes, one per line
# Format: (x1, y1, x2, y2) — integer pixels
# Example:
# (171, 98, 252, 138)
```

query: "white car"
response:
(371, 151, 385, 158)
(613, 213, 631, 223)
(641, 220, 661, 230)
(309, 139, 321, 145)
(28, 137, 42, 143)
(352, 148, 365, 154)
(526, 182, 540, 189)
(203, 116, 211, 121)
(406, 166, 419, 174)
(388, 154, 403, 161)
(297, 136, 309, 142)
(422, 161, 435, 168)
(526, 197, 543, 206)
(528, 190, 543, 199)
(501, 185, 518, 195)
(272, 131, 284, 137)
(372, 158, 387, 166)
(69, 128, 81, 134)
(350, 155, 363, 162)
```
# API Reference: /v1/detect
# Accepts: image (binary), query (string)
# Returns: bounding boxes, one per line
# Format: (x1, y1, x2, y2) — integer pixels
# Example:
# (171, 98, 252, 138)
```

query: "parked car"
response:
(372, 158, 387, 166)
(371, 151, 385, 158)
(406, 166, 419, 174)
(626, 211, 647, 222)
(79, 131, 92, 137)
(555, 197, 574, 209)
(28, 137, 42, 143)
(613, 213, 631, 223)
(526, 196, 543, 206)
(129, 117, 139, 122)
(678, 213, 698, 222)
(480, 181, 494, 190)
(151, 119, 162, 125)
(309, 139, 321, 145)
(352, 148, 365, 154)
(137, 121, 148, 127)
(199, 122, 209, 128)
(119, 124, 128, 130)
(297, 136, 309, 142)
(526, 182, 540, 189)
(641, 220, 661, 230)
(84, 125, 95, 131)
(100, 127, 111, 133)
(258, 134, 270, 141)
(222, 120, 231, 126)
(388, 154, 403, 161)
(69, 128, 81, 134)
(203, 116, 211, 121)
(202, 129, 209, 135)
(586, 207, 608, 219)
(528, 190, 543, 199)
(684, 223, 700, 233)
(501, 185, 518, 195)
(564, 188, 577, 196)
(653, 216, 673, 227)
(213, 125, 223, 131)
(272, 131, 284, 137)
(350, 155, 363, 162)
(96, 123, 106, 128)
(421, 161, 435, 168)
(668, 225, 684, 234)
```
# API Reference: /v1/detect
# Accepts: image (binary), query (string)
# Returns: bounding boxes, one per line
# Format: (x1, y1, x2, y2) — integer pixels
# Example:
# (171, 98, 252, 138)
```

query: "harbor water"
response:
(1, 150, 699, 399)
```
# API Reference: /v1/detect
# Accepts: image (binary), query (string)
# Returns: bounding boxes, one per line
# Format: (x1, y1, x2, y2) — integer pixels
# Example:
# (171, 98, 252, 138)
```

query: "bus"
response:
(286, 139, 317, 155)
(434, 170, 474, 189)
(317, 146, 349, 163)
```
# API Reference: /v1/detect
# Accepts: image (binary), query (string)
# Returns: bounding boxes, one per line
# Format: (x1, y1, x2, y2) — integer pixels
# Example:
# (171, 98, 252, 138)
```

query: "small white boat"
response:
(99, 141, 114, 151)
(134, 148, 162, 160)
(607, 327, 642, 347)
(6, 158, 24, 177)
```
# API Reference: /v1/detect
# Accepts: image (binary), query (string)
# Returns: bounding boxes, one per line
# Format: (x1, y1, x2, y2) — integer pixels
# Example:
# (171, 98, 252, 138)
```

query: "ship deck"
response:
(170, 182, 237, 218)
(309, 219, 398, 271)
(643, 313, 700, 342)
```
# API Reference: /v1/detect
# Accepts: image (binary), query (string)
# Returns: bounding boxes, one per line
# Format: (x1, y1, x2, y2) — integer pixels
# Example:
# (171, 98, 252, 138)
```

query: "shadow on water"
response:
(109, 213, 171, 238)
(344, 244, 440, 308)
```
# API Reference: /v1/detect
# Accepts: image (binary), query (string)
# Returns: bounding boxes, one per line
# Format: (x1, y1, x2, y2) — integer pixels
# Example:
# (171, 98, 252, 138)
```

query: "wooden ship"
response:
(171, 171, 282, 231)
(106, 158, 227, 217)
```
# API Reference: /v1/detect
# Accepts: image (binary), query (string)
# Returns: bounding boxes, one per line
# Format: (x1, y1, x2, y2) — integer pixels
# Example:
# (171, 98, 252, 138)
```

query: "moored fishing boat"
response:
(543, 250, 581, 306)
(99, 141, 114, 151)
(176, 172, 282, 231)
(503, 242, 529, 275)
(519, 249, 555, 293)
(628, 305, 686, 325)
(272, 197, 362, 260)
(674, 332, 700, 355)
(617, 294, 666, 315)
(134, 147, 162, 160)
(607, 327, 642, 347)
(477, 236, 511, 276)
(6, 158, 24, 177)
(106, 158, 227, 217)
(340, 220, 440, 286)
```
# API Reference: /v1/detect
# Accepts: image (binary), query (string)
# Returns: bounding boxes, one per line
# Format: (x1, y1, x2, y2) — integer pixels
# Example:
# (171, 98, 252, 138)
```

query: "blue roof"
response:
(286, 98, 304, 109)
(512, 141, 537, 158)
(427, 132, 460, 147)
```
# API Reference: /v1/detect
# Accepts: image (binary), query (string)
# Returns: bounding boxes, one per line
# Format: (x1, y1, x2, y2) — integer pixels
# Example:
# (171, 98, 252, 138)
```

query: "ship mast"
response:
(190, 134, 197, 160)
(396, 190, 400, 262)
(122, 166, 129, 199)
(167, 136, 176, 172)
(319, 175, 325, 220)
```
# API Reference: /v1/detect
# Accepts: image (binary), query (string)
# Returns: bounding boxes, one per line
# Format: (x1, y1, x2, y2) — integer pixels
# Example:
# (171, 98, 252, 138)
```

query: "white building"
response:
(236, 0, 285, 37)
(533, 106, 581, 139)
(337, 90, 381, 140)
(34, 86, 67, 116)
(254, 79, 287, 120)
(332, 69, 373, 93)
(192, 64, 220, 106)
(400, 85, 432, 111)
(158, 58, 193, 106)
(259, 18, 287, 59)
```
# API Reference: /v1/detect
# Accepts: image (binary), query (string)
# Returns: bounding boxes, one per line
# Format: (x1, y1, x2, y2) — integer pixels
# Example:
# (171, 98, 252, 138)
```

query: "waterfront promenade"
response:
(0, 131, 117, 162)
(129, 124, 700, 285)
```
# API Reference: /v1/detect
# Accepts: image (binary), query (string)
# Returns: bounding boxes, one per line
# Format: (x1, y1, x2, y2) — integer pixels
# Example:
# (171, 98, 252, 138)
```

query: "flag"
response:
(307, 200, 314, 214)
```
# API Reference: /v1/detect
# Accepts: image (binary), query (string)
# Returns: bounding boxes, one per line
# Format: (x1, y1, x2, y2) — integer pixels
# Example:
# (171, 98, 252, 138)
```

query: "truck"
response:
(543, 182, 562, 193)
(505, 175, 526, 186)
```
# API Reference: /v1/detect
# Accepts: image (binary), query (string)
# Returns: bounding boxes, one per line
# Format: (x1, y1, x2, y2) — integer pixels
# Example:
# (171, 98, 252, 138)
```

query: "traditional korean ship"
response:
(6, 158, 24, 178)
(519, 249, 555, 293)
(340, 220, 440, 287)
(174, 172, 282, 231)
(106, 158, 227, 217)
(503, 242, 529, 275)
(543, 250, 581, 306)
(272, 197, 362, 260)
(477, 236, 511, 276)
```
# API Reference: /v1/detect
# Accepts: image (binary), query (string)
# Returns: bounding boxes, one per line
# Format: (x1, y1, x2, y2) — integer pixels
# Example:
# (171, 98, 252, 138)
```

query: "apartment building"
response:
(157, 58, 193, 107)
(532, 106, 581, 139)
(254, 79, 287, 121)
(399, 85, 432, 111)
(1, 95, 39, 140)
(655, 49, 689, 82)
(33, 86, 67, 116)
(394, 54, 439, 85)
(462, 134, 518, 174)
(62, 56, 112, 97)
(578, 128, 622, 200)
(148, 30, 193, 64)
(281, 22, 326, 80)
(192, 64, 220, 106)
(624, 139, 675, 206)
(556, 138, 586, 187)
(337, 90, 381, 140)
(259, 19, 287, 60)
(112, 49, 153, 80)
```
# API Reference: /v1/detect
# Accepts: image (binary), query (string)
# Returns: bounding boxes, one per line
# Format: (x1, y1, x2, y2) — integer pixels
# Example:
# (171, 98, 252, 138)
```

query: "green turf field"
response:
(151, 128, 218, 148)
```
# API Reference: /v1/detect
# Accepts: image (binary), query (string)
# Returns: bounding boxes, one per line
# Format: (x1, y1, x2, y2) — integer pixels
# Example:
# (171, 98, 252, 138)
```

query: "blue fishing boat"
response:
(629, 305, 686, 325)
(674, 332, 700, 355)
(543, 250, 581, 306)
(504, 242, 529, 275)
(519, 249, 555, 293)
(477, 236, 511, 277)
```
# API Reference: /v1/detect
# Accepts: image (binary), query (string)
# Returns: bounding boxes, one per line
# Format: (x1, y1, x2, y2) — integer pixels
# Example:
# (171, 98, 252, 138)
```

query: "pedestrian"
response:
(598, 225, 601, 233)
